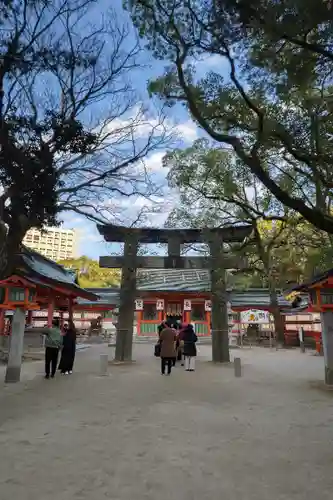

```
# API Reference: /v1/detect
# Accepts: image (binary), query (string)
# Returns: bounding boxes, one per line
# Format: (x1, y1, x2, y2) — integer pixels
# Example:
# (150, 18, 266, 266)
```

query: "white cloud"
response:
(144, 151, 165, 172)
(99, 105, 198, 147)
(176, 120, 198, 142)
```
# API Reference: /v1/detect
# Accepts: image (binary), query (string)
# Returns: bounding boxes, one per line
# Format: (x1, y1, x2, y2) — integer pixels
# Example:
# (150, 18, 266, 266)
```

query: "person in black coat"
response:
(58, 320, 77, 374)
(183, 324, 198, 372)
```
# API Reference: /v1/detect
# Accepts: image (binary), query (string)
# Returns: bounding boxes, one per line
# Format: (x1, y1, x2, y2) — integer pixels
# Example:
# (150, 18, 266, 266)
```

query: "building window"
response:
(191, 303, 205, 321)
(143, 303, 158, 321)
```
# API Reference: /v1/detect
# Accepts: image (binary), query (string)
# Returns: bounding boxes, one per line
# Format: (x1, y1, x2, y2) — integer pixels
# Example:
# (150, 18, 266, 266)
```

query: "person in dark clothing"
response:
(171, 322, 180, 366)
(43, 318, 62, 379)
(59, 320, 77, 374)
(159, 325, 176, 375)
(158, 321, 168, 337)
(183, 324, 198, 372)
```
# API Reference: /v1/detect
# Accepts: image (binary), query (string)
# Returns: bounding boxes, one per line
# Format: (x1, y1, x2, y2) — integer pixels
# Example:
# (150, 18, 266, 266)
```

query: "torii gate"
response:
(97, 225, 252, 363)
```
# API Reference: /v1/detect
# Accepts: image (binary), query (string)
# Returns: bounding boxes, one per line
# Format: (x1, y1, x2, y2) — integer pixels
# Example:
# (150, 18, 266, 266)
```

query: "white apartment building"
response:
(23, 227, 77, 262)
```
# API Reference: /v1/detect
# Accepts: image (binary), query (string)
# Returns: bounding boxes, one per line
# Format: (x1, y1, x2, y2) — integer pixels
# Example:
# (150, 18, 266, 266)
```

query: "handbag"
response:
(154, 343, 161, 357)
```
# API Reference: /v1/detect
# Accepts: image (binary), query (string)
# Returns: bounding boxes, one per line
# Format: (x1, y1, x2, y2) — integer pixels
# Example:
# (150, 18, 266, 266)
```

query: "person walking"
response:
(159, 323, 177, 375)
(43, 318, 62, 379)
(171, 322, 179, 367)
(58, 320, 77, 374)
(183, 323, 198, 372)
(178, 323, 187, 366)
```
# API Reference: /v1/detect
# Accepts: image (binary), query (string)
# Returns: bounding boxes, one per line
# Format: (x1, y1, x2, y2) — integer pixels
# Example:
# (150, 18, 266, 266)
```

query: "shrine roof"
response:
(137, 269, 211, 291)
(136, 269, 291, 307)
(80, 270, 295, 309)
(289, 268, 333, 292)
(17, 247, 98, 301)
(77, 288, 120, 306)
(97, 224, 252, 244)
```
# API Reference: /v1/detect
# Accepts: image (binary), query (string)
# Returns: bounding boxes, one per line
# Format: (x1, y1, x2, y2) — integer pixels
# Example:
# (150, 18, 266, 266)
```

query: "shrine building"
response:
(0, 246, 98, 336)
(63, 269, 318, 345)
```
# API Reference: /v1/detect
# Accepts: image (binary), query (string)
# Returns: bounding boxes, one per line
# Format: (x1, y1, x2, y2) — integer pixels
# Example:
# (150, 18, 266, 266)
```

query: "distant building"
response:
(23, 227, 77, 261)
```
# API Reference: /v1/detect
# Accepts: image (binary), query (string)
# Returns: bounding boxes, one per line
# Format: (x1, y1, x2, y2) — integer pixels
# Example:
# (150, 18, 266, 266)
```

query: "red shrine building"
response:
(75, 269, 320, 345)
(0, 246, 97, 337)
(0, 250, 321, 349)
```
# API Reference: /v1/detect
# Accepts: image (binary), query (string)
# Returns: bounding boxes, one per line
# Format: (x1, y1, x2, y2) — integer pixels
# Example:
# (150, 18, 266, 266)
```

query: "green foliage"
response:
(163, 139, 333, 287)
(126, 0, 333, 233)
(58, 256, 121, 289)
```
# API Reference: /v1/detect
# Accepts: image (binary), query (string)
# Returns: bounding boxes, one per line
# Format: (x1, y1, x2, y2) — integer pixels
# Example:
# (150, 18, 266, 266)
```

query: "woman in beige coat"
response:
(159, 324, 177, 375)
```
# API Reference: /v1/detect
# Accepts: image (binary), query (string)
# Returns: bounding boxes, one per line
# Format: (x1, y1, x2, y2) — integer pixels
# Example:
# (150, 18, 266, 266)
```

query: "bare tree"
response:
(0, 0, 171, 277)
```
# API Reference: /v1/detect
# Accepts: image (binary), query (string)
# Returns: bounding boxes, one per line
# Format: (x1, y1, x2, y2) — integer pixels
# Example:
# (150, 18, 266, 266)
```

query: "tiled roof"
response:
(137, 269, 211, 292)
(82, 270, 300, 309)
(18, 246, 98, 301)
(79, 288, 120, 306)
(291, 268, 333, 291)
(21, 247, 77, 285)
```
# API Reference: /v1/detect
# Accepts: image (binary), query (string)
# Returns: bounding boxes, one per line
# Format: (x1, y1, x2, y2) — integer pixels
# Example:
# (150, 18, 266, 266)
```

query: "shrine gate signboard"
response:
(97, 224, 252, 363)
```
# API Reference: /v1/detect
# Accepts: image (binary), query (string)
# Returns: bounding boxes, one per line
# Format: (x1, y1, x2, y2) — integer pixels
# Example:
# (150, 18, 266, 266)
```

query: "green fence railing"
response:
(140, 322, 159, 335)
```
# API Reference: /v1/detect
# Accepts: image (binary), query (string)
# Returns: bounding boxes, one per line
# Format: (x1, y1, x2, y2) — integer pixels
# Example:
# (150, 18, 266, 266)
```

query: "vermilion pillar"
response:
(47, 300, 54, 327)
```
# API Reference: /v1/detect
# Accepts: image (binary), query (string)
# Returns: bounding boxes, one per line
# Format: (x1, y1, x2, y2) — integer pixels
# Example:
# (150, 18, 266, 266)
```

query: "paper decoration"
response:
(204, 300, 212, 312)
(183, 299, 192, 311)
(240, 309, 269, 324)
(135, 299, 143, 310)
(156, 299, 164, 311)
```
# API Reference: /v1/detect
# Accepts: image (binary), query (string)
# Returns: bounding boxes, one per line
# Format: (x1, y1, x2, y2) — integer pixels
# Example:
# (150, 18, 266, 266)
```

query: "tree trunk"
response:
(0, 225, 25, 279)
(269, 288, 285, 347)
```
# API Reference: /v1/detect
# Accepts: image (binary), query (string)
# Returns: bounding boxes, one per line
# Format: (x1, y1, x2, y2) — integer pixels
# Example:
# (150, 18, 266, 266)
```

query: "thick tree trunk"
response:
(0, 225, 24, 279)
(269, 288, 285, 346)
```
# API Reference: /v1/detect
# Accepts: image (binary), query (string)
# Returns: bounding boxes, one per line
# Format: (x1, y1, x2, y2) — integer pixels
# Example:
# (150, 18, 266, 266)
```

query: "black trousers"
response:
(45, 347, 59, 377)
(59, 347, 76, 373)
(161, 357, 173, 375)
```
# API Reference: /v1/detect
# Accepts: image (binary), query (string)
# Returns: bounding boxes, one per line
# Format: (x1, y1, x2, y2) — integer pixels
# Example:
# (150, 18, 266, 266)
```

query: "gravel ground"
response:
(0, 345, 332, 500)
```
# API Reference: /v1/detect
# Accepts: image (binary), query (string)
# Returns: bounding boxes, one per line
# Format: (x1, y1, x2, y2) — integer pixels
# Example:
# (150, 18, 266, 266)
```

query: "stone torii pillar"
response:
(209, 234, 229, 363)
(115, 234, 138, 362)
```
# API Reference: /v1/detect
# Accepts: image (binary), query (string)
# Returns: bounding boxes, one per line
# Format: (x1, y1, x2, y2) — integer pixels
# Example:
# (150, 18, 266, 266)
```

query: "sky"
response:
(59, 0, 230, 260)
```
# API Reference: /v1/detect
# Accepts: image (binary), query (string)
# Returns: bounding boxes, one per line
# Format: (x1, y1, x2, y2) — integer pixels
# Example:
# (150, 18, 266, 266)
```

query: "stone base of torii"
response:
(97, 225, 251, 363)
